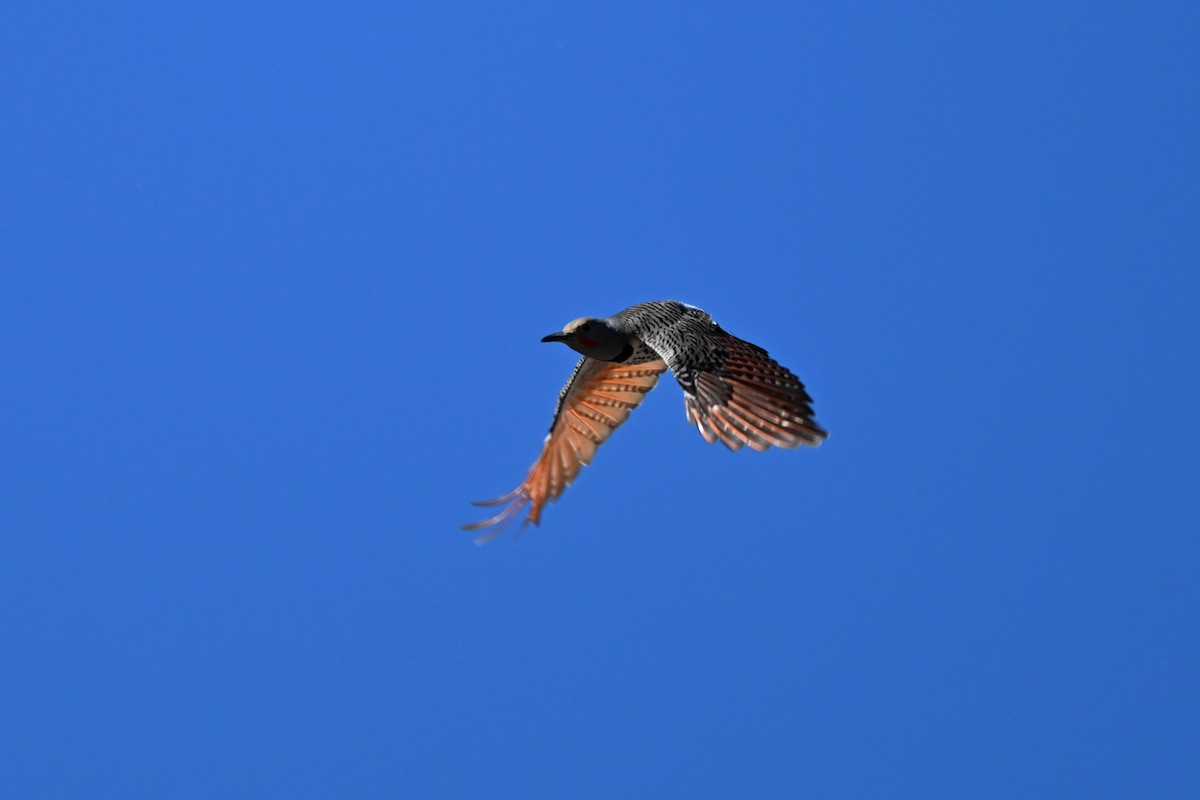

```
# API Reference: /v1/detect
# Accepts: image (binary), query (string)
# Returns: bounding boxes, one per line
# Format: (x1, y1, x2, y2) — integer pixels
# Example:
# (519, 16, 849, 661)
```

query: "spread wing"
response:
(683, 331, 827, 451)
(462, 357, 667, 543)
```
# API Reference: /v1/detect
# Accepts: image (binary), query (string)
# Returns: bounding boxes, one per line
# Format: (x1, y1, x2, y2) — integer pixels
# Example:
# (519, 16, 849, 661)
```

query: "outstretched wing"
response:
(682, 331, 827, 451)
(462, 357, 667, 543)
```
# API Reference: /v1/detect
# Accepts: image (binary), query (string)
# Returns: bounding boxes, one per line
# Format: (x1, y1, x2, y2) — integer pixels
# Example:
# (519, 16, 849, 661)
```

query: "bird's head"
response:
(541, 317, 628, 360)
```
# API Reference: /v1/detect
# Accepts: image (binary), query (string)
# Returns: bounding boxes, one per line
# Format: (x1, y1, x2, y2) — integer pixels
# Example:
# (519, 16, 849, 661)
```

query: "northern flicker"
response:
(463, 300, 827, 541)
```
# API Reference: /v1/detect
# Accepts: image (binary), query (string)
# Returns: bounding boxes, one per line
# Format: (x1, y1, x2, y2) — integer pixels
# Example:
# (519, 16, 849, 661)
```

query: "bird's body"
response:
(463, 301, 827, 541)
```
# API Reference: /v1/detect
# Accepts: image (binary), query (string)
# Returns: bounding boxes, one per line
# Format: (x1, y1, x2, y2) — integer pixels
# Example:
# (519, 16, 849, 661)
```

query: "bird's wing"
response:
(462, 356, 667, 543)
(678, 330, 828, 452)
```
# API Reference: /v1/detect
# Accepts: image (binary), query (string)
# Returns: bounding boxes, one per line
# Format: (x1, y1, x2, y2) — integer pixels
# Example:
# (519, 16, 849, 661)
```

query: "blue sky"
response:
(3, 2, 1198, 797)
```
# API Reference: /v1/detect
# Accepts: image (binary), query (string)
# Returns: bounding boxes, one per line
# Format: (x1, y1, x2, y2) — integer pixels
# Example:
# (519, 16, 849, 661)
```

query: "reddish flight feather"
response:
(462, 358, 667, 543)
(684, 332, 826, 452)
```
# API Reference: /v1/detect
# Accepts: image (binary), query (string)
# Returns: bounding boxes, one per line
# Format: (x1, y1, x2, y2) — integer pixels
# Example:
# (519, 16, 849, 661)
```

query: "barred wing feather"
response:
(462, 357, 667, 543)
(683, 333, 827, 451)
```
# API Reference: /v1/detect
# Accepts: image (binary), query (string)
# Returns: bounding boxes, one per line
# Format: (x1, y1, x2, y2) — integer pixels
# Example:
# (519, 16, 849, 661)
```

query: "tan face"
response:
(562, 318, 602, 349)
(542, 317, 627, 360)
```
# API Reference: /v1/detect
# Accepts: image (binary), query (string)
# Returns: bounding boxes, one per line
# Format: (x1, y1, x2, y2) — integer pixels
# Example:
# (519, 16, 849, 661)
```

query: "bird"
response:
(462, 300, 827, 542)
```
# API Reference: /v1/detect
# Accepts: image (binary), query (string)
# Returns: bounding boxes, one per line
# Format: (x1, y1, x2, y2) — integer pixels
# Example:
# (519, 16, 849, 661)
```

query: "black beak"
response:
(541, 332, 567, 343)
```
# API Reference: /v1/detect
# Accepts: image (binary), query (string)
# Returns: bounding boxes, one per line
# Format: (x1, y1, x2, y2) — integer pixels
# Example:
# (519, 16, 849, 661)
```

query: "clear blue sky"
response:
(3, 2, 1198, 797)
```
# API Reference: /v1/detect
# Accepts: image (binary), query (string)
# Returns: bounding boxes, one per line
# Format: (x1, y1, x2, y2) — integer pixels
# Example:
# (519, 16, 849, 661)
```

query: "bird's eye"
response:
(580, 323, 590, 331)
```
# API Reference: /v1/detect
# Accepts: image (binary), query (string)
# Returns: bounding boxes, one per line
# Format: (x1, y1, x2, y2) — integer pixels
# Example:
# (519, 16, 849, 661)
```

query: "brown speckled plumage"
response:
(463, 301, 827, 542)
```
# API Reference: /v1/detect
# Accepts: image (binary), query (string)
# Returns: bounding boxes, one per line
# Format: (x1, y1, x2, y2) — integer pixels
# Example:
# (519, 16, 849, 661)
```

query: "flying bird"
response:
(463, 300, 827, 541)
